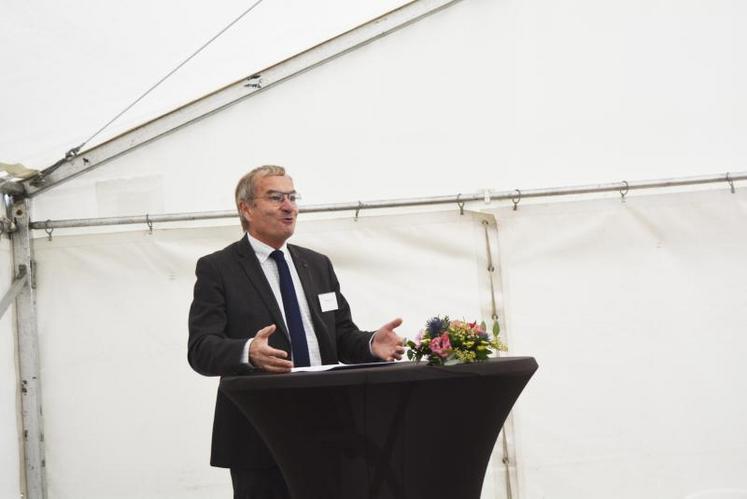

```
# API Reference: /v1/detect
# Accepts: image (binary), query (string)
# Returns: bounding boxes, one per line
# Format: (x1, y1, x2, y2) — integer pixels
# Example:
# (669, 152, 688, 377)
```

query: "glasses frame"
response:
(251, 190, 301, 205)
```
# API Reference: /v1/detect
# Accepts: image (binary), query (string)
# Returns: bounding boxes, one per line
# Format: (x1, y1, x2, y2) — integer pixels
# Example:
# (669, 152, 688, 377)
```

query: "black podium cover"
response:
(220, 356, 537, 499)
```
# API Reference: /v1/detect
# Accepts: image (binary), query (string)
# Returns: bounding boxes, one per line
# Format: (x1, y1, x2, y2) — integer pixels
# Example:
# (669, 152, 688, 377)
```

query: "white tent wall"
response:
(485, 189, 747, 498)
(30, 0, 747, 223)
(31, 210, 507, 498)
(0, 238, 21, 498)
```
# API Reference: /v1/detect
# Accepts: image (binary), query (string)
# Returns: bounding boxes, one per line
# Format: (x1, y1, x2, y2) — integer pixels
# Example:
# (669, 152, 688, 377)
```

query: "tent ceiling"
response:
(18, 0, 461, 198)
(0, 0, 408, 170)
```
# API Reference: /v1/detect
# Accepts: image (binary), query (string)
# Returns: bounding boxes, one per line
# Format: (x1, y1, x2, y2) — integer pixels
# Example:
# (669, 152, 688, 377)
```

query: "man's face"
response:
(241, 175, 298, 249)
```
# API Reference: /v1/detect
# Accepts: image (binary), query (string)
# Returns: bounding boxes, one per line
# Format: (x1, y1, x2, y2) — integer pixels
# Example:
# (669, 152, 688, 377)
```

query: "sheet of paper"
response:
(291, 361, 396, 373)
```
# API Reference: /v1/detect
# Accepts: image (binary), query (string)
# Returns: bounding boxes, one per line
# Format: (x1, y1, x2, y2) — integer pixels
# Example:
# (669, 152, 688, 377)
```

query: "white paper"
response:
(291, 361, 395, 373)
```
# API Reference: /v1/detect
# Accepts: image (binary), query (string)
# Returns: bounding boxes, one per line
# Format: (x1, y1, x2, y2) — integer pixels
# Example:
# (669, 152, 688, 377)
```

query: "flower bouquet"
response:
(406, 316, 507, 366)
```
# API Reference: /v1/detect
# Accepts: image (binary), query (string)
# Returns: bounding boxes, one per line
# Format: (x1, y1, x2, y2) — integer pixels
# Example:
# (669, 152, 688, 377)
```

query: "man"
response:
(188, 165, 405, 499)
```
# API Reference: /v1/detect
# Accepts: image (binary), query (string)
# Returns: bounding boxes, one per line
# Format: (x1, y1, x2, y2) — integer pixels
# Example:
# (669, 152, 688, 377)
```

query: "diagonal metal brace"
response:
(0, 265, 29, 320)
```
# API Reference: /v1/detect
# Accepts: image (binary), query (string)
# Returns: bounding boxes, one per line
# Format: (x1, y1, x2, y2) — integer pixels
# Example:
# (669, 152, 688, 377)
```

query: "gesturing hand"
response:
(249, 325, 293, 373)
(371, 318, 406, 361)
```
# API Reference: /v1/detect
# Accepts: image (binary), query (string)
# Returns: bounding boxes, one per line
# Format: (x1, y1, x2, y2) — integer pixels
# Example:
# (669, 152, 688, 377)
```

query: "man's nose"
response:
(279, 197, 295, 210)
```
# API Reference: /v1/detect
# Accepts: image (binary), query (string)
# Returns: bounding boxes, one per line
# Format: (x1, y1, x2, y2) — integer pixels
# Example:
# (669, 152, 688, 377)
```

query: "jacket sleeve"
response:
(188, 256, 252, 376)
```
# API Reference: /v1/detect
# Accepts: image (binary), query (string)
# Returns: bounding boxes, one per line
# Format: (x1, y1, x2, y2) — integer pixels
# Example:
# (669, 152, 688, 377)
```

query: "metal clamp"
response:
(44, 220, 54, 241)
(245, 74, 263, 89)
(354, 201, 363, 222)
(726, 172, 736, 194)
(511, 189, 521, 211)
(619, 181, 629, 202)
(146, 214, 153, 234)
(456, 194, 465, 215)
(64, 146, 81, 160)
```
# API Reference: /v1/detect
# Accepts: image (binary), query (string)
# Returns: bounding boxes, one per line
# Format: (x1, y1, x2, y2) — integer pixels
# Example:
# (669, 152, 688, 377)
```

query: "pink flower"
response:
(429, 333, 452, 358)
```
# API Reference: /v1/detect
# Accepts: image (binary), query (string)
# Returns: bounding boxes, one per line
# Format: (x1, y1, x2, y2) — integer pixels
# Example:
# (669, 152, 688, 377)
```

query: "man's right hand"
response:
(249, 325, 293, 373)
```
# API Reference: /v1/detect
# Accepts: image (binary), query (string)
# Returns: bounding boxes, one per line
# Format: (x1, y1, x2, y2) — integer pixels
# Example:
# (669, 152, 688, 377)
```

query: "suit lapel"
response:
(288, 245, 335, 364)
(235, 237, 291, 352)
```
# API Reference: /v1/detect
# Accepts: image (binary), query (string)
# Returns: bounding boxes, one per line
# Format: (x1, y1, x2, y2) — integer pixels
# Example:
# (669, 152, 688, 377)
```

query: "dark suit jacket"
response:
(188, 235, 377, 468)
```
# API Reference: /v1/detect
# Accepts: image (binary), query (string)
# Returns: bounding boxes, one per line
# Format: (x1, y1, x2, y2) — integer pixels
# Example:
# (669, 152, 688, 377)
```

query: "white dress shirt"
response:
(242, 234, 322, 367)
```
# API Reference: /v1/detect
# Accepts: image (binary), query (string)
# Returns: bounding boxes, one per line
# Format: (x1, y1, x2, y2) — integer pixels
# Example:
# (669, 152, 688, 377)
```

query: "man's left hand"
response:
(371, 318, 406, 361)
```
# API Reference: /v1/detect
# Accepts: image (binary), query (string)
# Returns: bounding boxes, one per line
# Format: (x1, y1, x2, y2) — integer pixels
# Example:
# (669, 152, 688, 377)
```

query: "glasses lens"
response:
(264, 193, 300, 204)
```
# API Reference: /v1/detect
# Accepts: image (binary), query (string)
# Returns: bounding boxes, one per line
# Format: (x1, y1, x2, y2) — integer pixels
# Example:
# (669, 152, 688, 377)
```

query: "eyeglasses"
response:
(253, 191, 301, 205)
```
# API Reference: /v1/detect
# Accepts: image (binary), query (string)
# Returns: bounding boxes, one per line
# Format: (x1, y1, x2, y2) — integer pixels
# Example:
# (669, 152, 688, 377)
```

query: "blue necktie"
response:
(269, 250, 310, 367)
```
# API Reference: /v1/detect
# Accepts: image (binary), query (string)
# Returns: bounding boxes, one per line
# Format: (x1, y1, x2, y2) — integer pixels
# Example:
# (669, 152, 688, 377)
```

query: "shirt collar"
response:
(246, 233, 289, 263)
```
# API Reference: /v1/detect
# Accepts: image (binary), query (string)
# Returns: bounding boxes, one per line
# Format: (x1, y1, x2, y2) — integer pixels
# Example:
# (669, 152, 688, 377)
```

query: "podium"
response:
(220, 356, 537, 499)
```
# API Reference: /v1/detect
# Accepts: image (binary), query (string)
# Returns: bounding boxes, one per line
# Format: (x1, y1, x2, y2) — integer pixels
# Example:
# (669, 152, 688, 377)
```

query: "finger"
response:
(374, 330, 404, 345)
(258, 355, 293, 370)
(263, 356, 293, 369)
(262, 362, 292, 373)
(381, 317, 403, 331)
(255, 324, 277, 338)
(260, 346, 288, 359)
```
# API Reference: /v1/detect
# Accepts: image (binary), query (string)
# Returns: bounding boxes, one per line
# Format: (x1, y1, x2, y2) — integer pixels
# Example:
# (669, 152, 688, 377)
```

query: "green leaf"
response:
(492, 320, 501, 337)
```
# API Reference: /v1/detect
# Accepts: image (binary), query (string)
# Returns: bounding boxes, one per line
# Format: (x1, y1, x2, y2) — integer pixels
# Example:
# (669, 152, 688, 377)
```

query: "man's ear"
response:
(239, 200, 253, 224)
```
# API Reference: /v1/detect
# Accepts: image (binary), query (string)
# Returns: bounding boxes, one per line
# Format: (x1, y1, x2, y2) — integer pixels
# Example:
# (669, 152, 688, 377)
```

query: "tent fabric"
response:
(28, 210, 505, 498)
(484, 188, 747, 499)
(1, 0, 409, 169)
(29, 0, 747, 225)
(5, 187, 747, 498)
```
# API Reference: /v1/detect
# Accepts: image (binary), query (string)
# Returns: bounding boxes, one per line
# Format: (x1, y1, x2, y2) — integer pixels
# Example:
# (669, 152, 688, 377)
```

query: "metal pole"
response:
(29, 171, 746, 231)
(11, 198, 47, 499)
(481, 218, 515, 499)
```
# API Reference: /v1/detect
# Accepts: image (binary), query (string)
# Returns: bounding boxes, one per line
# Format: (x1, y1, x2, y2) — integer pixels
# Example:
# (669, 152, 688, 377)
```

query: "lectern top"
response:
(220, 356, 537, 392)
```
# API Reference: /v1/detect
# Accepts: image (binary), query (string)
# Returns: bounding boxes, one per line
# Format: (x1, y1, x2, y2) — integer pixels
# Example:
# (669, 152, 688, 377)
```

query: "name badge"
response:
(319, 292, 338, 312)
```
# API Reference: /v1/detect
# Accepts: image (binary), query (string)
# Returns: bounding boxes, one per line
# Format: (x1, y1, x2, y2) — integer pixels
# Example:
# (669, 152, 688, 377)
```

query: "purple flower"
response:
(426, 316, 450, 337)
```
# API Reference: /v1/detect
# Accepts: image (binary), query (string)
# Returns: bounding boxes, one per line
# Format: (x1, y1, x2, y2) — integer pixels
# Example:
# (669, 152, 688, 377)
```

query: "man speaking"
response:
(188, 165, 405, 498)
